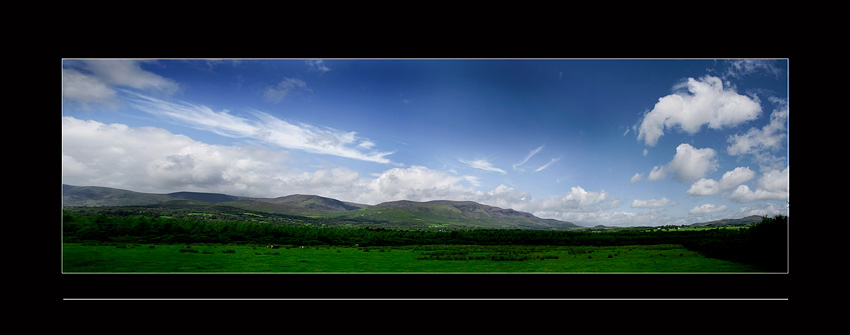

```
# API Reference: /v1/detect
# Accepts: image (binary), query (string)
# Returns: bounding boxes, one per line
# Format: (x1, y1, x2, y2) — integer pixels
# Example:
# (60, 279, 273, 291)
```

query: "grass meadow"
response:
(62, 242, 760, 273)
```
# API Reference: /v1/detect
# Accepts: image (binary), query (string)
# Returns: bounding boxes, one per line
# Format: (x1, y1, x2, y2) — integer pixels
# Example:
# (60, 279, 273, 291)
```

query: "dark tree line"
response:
(61, 211, 788, 271)
(679, 215, 787, 272)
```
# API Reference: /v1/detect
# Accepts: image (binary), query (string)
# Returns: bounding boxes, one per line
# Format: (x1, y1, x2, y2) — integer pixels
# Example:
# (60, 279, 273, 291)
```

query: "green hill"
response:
(62, 185, 250, 206)
(690, 215, 763, 227)
(223, 194, 368, 216)
(323, 200, 580, 230)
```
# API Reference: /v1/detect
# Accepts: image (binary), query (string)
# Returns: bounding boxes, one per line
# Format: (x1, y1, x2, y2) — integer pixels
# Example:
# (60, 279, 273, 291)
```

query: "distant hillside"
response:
(690, 215, 763, 227)
(62, 185, 580, 230)
(228, 194, 369, 216)
(62, 185, 249, 207)
(326, 199, 581, 230)
(62, 185, 366, 216)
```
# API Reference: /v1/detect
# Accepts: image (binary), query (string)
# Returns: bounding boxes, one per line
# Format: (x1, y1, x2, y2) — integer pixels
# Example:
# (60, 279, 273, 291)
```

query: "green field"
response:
(62, 242, 761, 273)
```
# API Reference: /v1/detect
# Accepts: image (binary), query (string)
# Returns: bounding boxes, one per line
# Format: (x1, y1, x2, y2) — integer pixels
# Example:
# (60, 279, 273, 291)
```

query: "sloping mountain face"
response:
(63, 185, 170, 207)
(166, 191, 242, 203)
(690, 215, 763, 227)
(244, 194, 368, 215)
(62, 185, 249, 207)
(62, 185, 366, 215)
(62, 185, 579, 230)
(364, 199, 580, 230)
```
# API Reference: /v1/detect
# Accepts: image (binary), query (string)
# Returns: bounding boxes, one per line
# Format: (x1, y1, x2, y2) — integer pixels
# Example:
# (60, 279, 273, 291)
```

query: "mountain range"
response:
(61, 185, 764, 230)
(61, 184, 581, 230)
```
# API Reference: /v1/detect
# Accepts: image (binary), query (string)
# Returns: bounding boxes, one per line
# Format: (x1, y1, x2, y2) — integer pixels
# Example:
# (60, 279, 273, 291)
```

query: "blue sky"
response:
(62, 58, 789, 226)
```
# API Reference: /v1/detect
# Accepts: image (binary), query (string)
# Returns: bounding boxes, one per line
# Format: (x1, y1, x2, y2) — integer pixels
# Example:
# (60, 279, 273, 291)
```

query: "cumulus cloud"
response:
(360, 166, 476, 203)
(729, 167, 789, 202)
(62, 116, 624, 226)
(632, 197, 670, 208)
(686, 178, 720, 196)
(689, 203, 728, 215)
(687, 166, 756, 196)
(648, 165, 665, 182)
(61, 117, 458, 201)
(630, 172, 642, 184)
(124, 92, 395, 164)
(727, 97, 788, 169)
(61, 116, 290, 195)
(542, 186, 609, 209)
(649, 143, 718, 182)
(636, 75, 761, 146)
(720, 166, 758, 189)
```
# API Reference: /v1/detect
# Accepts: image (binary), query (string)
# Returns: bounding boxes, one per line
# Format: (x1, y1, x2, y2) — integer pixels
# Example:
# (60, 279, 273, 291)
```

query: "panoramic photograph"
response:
(61, 58, 789, 299)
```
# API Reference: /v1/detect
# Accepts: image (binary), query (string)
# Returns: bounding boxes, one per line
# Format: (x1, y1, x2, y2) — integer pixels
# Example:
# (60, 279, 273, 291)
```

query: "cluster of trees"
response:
(61, 211, 787, 271)
(679, 215, 787, 272)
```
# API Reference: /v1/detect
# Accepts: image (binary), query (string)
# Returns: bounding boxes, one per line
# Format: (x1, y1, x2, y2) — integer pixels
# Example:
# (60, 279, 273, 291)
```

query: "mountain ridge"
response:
(61, 184, 581, 230)
(61, 184, 766, 229)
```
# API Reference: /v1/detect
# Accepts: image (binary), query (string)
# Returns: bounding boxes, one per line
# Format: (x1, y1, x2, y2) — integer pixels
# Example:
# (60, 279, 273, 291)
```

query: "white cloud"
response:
(546, 186, 609, 209)
(62, 59, 180, 107)
(723, 59, 783, 79)
(687, 166, 756, 196)
(729, 167, 789, 203)
(264, 77, 311, 103)
(648, 165, 665, 182)
(630, 172, 643, 184)
(535, 157, 562, 172)
(460, 158, 507, 174)
(632, 197, 670, 208)
(79, 59, 180, 94)
(513, 144, 544, 170)
(726, 97, 788, 168)
(61, 117, 449, 202)
(637, 75, 761, 146)
(306, 59, 330, 73)
(758, 166, 789, 193)
(686, 178, 720, 196)
(62, 68, 118, 107)
(689, 203, 728, 215)
(720, 166, 757, 189)
(736, 202, 788, 218)
(361, 166, 476, 204)
(124, 92, 395, 164)
(666, 144, 718, 181)
(650, 143, 718, 182)
(62, 116, 290, 195)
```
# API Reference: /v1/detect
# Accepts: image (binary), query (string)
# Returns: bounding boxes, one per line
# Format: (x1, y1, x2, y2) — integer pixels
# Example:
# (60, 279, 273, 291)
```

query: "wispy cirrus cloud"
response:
(306, 59, 330, 73)
(535, 156, 562, 172)
(62, 59, 180, 108)
(263, 77, 311, 103)
(460, 158, 507, 175)
(123, 92, 395, 164)
(513, 144, 544, 170)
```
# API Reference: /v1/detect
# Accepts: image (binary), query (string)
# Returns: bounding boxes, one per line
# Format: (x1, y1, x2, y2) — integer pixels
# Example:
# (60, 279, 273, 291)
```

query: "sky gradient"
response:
(62, 58, 789, 227)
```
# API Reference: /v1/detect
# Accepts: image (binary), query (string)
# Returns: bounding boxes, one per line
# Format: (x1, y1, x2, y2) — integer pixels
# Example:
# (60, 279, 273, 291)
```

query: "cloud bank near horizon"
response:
(61, 116, 635, 226)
